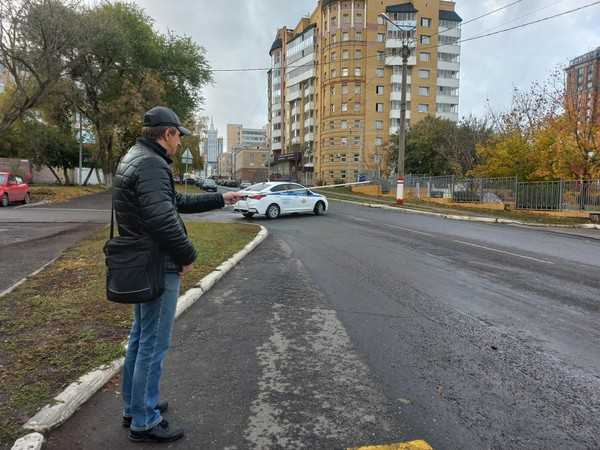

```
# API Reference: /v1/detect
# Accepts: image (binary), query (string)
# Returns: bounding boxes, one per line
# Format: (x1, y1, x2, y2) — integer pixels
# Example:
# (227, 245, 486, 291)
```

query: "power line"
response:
(461, 1, 600, 44)
(211, 1, 599, 74)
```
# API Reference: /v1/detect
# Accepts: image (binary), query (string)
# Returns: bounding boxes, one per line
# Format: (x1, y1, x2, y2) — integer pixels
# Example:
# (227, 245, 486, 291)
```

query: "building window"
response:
(419, 69, 430, 79)
(354, 119, 360, 128)
(377, 33, 385, 42)
(341, 137, 347, 146)
(377, 15, 384, 25)
(375, 137, 383, 146)
(376, 85, 384, 95)
(421, 35, 431, 44)
(329, 138, 334, 146)
(377, 51, 385, 61)
(332, 34, 337, 43)
(342, 67, 349, 76)
(376, 68, 384, 77)
(343, 32, 349, 41)
(249, 154, 255, 165)
(341, 170, 347, 179)
(356, 31, 362, 41)
(331, 16, 337, 27)
(421, 18, 431, 27)
(331, 86, 336, 96)
(354, 136, 360, 145)
(331, 103, 335, 112)
(342, 84, 348, 94)
(343, 14, 349, 24)
(331, 68, 336, 77)
(419, 86, 430, 96)
(342, 49, 349, 59)
(354, 84, 361, 94)
(330, 120, 335, 129)
(329, 171, 334, 179)
(355, 49, 362, 59)
(418, 104, 429, 113)
(420, 52, 431, 62)
(331, 51, 337, 61)
(356, 13, 363, 23)
(376, 103, 384, 112)
(354, 102, 361, 112)
(375, 120, 383, 130)
(354, 67, 361, 76)
(341, 119, 348, 129)
(342, 102, 348, 112)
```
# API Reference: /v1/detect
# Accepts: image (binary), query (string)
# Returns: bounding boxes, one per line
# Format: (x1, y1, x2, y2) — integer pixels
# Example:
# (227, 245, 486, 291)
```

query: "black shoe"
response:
(122, 400, 169, 427)
(129, 419, 184, 443)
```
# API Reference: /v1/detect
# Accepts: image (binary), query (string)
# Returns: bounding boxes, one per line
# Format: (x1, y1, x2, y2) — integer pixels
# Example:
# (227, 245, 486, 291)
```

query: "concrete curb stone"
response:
(333, 198, 600, 230)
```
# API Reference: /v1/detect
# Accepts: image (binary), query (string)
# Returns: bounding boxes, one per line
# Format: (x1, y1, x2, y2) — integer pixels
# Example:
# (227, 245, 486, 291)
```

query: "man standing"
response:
(113, 106, 243, 443)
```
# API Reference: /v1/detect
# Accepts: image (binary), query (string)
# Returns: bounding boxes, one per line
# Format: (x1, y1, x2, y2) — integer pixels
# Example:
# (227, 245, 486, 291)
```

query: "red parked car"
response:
(0, 171, 30, 207)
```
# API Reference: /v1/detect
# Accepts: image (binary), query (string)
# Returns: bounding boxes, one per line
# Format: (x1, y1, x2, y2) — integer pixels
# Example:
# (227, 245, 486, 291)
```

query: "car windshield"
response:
(204, 179, 216, 185)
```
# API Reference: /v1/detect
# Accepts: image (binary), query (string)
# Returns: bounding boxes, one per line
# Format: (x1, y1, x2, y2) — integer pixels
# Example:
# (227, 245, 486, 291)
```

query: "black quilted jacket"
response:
(113, 138, 225, 272)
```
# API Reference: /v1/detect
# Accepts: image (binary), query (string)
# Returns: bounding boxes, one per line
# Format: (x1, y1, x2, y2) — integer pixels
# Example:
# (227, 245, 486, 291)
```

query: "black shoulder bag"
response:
(103, 196, 165, 304)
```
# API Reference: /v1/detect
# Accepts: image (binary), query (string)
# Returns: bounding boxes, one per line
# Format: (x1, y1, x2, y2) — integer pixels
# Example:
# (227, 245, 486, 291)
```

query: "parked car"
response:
(0, 171, 30, 207)
(240, 180, 252, 189)
(226, 180, 238, 188)
(194, 178, 204, 189)
(233, 181, 328, 219)
(202, 178, 218, 192)
(183, 177, 195, 185)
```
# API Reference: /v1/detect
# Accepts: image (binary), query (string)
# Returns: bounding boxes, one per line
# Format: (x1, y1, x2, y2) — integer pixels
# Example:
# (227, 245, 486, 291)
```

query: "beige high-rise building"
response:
(268, 0, 461, 186)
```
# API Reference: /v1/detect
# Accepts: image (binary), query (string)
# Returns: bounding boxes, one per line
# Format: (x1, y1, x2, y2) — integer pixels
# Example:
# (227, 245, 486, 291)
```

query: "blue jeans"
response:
(122, 272, 180, 431)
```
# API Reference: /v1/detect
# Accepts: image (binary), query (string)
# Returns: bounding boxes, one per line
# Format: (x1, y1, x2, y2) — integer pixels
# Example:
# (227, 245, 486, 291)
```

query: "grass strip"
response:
(0, 221, 260, 444)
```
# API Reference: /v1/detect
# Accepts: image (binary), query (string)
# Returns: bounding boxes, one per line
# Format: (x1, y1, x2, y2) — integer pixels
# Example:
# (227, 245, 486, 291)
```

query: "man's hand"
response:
(222, 191, 245, 205)
(180, 263, 194, 276)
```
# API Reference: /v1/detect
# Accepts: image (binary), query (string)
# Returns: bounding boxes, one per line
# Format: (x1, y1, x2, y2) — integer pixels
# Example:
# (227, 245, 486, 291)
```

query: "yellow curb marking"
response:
(349, 440, 433, 450)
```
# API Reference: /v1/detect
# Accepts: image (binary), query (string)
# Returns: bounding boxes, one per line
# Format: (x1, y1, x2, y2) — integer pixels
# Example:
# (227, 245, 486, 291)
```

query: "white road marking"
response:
(452, 240, 554, 264)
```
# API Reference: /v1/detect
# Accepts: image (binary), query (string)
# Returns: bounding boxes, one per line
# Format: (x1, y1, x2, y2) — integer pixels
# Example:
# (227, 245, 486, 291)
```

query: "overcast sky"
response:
(131, 0, 600, 147)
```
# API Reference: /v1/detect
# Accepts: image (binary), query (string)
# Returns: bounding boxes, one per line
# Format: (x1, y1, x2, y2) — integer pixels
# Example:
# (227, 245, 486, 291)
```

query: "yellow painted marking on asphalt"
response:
(348, 439, 433, 450)
(452, 239, 554, 264)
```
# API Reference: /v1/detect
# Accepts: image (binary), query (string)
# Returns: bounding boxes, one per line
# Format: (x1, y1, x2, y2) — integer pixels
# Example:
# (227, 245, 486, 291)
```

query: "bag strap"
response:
(110, 187, 115, 239)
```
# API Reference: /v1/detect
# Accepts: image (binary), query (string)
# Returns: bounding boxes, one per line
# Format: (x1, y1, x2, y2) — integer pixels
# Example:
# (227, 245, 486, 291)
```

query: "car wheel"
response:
(23, 192, 30, 204)
(1, 193, 8, 207)
(313, 201, 325, 215)
(266, 204, 280, 219)
(242, 212, 254, 218)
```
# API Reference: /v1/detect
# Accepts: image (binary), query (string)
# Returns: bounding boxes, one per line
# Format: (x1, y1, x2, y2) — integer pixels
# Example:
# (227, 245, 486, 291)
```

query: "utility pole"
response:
(379, 13, 415, 205)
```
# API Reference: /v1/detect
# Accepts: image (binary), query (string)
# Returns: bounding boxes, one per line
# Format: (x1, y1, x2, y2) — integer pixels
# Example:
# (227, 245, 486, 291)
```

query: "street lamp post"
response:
(379, 12, 414, 205)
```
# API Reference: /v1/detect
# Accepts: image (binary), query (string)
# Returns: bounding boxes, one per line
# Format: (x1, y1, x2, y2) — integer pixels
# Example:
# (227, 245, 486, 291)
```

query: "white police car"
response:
(233, 181, 328, 219)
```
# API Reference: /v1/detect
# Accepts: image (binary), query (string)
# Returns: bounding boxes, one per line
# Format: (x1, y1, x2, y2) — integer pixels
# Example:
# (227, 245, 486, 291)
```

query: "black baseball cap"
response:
(143, 106, 192, 136)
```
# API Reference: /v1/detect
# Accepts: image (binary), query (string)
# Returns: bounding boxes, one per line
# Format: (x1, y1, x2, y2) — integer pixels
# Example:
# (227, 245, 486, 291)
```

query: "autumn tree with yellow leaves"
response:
(472, 68, 599, 181)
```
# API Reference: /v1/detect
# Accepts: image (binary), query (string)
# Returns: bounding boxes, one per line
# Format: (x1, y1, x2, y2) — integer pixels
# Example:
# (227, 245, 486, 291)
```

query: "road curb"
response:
(332, 198, 600, 229)
(12, 225, 269, 450)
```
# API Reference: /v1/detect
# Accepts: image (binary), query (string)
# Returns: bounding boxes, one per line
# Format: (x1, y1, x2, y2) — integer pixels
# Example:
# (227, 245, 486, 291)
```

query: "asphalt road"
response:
(32, 194, 600, 449)
(0, 192, 112, 294)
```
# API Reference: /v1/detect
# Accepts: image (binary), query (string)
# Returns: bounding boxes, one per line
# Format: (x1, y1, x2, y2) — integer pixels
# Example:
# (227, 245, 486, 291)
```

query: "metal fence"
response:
(517, 179, 600, 211)
(366, 173, 600, 212)
(403, 175, 517, 204)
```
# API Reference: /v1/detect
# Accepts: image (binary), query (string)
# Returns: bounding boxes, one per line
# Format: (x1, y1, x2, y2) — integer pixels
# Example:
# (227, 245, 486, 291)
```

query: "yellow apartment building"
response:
(268, 0, 461, 185)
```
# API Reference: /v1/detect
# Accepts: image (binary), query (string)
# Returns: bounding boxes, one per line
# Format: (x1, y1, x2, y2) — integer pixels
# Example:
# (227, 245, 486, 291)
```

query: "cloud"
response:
(132, 0, 600, 144)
